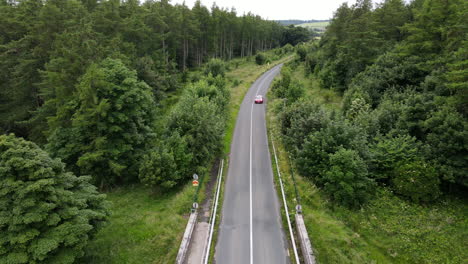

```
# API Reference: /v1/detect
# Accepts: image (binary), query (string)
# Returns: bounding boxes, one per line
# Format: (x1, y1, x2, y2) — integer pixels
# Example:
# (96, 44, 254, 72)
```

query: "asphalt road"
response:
(215, 64, 290, 264)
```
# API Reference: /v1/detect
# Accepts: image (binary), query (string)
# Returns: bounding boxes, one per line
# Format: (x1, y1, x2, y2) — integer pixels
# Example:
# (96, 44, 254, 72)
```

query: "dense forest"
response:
(269, 0, 467, 262)
(276, 0, 467, 206)
(0, 0, 304, 263)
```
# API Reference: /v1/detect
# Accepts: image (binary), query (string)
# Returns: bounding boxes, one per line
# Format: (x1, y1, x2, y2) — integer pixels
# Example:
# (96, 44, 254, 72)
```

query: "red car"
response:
(254, 95, 264, 104)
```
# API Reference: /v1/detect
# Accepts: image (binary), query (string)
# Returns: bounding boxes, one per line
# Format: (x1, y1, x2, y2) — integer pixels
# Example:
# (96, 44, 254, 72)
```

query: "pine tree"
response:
(0, 134, 109, 264)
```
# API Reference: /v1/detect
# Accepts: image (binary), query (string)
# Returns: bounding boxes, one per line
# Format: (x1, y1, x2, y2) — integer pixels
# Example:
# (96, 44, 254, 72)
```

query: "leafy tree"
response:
(423, 105, 468, 188)
(281, 25, 311, 46)
(369, 135, 423, 182)
(255, 53, 267, 65)
(297, 117, 369, 184)
(139, 132, 192, 190)
(323, 148, 375, 208)
(47, 58, 156, 187)
(167, 92, 224, 170)
(204, 58, 226, 77)
(393, 161, 441, 203)
(0, 134, 109, 264)
(279, 100, 330, 152)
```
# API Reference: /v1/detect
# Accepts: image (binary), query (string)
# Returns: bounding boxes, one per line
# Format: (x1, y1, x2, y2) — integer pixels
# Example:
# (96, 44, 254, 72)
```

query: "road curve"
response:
(215, 64, 290, 264)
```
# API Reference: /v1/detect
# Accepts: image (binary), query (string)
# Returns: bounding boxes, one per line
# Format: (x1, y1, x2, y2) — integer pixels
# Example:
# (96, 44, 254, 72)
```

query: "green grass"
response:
(297, 21, 329, 30)
(266, 64, 468, 264)
(81, 184, 203, 264)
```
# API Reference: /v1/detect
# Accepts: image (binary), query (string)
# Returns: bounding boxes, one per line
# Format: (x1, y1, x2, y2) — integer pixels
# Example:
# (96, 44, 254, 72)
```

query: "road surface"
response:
(215, 64, 290, 264)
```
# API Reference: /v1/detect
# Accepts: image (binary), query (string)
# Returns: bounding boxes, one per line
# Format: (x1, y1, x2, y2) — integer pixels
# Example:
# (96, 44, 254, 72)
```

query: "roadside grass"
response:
(81, 184, 205, 264)
(266, 65, 468, 263)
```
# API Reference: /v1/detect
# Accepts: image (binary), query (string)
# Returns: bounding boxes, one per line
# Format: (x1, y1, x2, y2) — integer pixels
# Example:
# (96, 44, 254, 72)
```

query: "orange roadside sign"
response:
(192, 180, 199, 187)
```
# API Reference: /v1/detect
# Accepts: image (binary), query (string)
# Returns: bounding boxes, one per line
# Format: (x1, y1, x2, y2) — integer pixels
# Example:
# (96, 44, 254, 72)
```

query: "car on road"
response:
(254, 95, 264, 104)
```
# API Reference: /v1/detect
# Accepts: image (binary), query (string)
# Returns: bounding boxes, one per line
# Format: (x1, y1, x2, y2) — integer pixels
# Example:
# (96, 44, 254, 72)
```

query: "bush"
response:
(323, 148, 375, 208)
(279, 100, 329, 152)
(204, 58, 226, 77)
(297, 117, 369, 184)
(0, 134, 109, 263)
(296, 45, 307, 61)
(369, 135, 422, 182)
(255, 53, 267, 65)
(139, 133, 192, 190)
(167, 94, 224, 170)
(392, 161, 441, 203)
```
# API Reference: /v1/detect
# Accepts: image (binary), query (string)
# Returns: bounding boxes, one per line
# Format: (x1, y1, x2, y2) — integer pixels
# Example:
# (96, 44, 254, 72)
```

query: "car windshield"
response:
(256, 95, 262, 99)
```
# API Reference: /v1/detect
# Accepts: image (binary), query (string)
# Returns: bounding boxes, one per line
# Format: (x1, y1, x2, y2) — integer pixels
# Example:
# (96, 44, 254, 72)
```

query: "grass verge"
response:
(81, 183, 205, 264)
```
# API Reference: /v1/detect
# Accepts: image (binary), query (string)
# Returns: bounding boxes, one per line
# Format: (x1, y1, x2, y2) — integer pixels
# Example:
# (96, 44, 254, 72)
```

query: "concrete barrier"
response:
(295, 212, 316, 264)
(176, 210, 198, 264)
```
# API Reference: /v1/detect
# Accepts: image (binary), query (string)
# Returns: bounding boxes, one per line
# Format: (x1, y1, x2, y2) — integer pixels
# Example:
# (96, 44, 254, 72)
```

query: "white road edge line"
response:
(272, 132, 300, 264)
(249, 101, 254, 264)
(203, 159, 224, 264)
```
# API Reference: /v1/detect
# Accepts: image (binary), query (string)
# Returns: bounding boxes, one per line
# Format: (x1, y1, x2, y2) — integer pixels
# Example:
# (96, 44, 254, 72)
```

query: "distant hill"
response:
(276, 19, 329, 26)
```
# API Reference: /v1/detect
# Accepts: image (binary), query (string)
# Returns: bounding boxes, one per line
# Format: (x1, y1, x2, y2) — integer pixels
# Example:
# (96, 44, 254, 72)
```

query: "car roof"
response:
(256, 95, 262, 98)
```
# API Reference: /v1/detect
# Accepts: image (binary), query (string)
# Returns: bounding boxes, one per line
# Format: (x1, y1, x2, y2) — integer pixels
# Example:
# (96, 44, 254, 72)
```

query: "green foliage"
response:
(297, 115, 369, 185)
(47, 58, 156, 187)
(139, 133, 192, 190)
(323, 148, 375, 208)
(296, 45, 308, 61)
(423, 105, 468, 187)
(167, 94, 224, 170)
(204, 58, 226, 77)
(393, 161, 441, 203)
(0, 134, 109, 264)
(369, 135, 422, 182)
(281, 25, 311, 46)
(272, 67, 305, 103)
(255, 53, 267, 65)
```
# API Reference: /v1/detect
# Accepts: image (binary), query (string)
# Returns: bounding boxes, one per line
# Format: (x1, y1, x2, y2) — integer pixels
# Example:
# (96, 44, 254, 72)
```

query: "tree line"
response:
(274, 0, 467, 207)
(0, 0, 291, 143)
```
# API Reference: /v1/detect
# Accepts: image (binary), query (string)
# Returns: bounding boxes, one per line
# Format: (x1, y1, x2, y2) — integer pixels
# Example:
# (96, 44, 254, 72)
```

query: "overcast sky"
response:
(170, 0, 386, 20)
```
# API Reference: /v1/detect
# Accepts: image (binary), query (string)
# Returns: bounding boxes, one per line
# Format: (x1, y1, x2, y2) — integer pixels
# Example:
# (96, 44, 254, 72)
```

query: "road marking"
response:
(249, 102, 254, 264)
(271, 136, 300, 264)
(249, 65, 279, 264)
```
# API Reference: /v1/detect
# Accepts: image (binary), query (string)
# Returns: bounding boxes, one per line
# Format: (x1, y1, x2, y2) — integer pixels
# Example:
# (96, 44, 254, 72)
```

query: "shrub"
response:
(369, 135, 422, 182)
(0, 134, 109, 263)
(323, 148, 375, 208)
(279, 100, 329, 152)
(139, 133, 192, 190)
(392, 161, 441, 203)
(297, 117, 369, 183)
(204, 58, 226, 77)
(296, 45, 307, 61)
(255, 53, 267, 65)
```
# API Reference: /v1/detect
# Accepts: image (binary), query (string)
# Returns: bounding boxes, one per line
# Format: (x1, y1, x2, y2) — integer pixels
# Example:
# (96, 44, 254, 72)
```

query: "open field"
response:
(297, 21, 330, 30)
